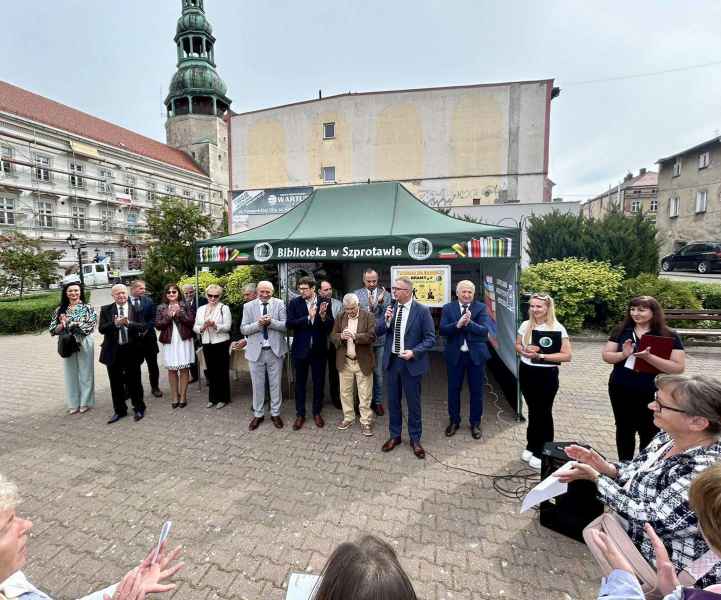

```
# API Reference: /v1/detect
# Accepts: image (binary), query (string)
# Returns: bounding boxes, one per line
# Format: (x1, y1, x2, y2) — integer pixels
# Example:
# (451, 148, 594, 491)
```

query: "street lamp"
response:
(66, 233, 86, 288)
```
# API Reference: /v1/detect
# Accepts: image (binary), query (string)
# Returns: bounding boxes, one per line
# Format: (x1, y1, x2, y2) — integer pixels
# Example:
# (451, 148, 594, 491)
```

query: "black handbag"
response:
(57, 330, 80, 357)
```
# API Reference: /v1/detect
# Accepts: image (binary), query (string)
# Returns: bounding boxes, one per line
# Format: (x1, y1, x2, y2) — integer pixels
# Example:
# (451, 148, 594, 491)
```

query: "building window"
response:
(1, 146, 14, 176)
(672, 159, 682, 177)
(0, 197, 15, 225)
(198, 192, 208, 213)
(146, 181, 157, 203)
(36, 200, 53, 228)
(323, 122, 335, 139)
(699, 151, 710, 170)
(669, 196, 680, 218)
(71, 205, 87, 230)
(124, 175, 136, 200)
(322, 166, 336, 183)
(472, 198, 481, 206)
(100, 208, 113, 232)
(696, 190, 708, 214)
(98, 168, 114, 194)
(32, 153, 51, 182)
(164, 184, 176, 197)
(127, 210, 139, 230)
(631, 199, 641, 213)
(649, 198, 658, 212)
(183, 190, 192, 202)
(69, 161, 85, 189)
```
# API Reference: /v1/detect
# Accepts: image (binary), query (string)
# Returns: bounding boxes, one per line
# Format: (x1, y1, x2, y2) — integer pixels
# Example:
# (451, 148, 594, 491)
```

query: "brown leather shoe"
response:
(271, 416, 284, 429)
(411, 441, 426, 459)
(292, 416, 305, 431)
(314, 414, 325, 428)
(249, 416, 264, 431)
(381, 437, 402, 452)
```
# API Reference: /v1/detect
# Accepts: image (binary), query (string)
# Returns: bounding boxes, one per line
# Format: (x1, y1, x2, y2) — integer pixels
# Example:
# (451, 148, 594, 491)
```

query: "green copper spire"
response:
(165, 0, 231, 118)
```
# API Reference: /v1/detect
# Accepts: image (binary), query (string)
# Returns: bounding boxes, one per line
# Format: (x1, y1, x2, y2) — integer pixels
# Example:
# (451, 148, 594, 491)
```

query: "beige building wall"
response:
(656, 141, 721, 257)
(229, 80, 553, 213)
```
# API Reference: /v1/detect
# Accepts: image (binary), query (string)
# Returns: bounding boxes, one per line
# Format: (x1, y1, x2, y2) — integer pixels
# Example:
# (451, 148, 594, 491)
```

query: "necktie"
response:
(462, 304, 469, 345)
(262, 302, 269, 340)
(393, 304, 404, 354)
(118, 304, 128, 345)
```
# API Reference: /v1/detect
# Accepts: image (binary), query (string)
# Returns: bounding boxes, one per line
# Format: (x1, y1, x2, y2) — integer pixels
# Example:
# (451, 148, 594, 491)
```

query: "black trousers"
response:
(202, 341, 231, 405)
(294, 353, 326, 417)
(519, 362, 559, 458)
(108, 346, 146, 416)
(139, 333, 160, 390)
(608, 380, 659, 461)
(326, 342, 340, 406)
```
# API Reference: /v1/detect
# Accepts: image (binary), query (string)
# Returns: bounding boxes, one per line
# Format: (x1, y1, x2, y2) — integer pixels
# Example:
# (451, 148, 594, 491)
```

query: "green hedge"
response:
(0, 290, 91, 334)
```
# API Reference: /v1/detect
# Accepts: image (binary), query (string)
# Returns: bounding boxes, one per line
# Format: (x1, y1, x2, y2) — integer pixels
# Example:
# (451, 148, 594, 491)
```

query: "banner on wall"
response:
(390, 265, 451, 308)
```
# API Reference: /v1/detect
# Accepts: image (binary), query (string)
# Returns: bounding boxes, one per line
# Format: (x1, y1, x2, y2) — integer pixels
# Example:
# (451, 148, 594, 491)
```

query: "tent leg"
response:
(279, 263, 293, 399)
(194, 267, 200, 305)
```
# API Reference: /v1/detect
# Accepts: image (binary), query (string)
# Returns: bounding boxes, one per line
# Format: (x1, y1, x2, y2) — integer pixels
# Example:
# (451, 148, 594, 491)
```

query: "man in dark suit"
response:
(129, 280, 162, 397)
(286, 276, 334, 430)
(376, 276, 436, 459)
(183, 283, 207, 384)
(99, 284, 147, 424)
(439, 280, 493, 440)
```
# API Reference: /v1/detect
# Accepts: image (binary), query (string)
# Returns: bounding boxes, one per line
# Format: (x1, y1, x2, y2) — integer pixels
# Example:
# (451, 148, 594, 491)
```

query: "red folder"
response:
(634, 334, 674, 374)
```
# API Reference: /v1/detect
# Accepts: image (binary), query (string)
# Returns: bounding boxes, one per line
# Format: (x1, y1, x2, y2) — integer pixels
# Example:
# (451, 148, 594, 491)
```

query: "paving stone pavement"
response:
(2, 319, 720, 600)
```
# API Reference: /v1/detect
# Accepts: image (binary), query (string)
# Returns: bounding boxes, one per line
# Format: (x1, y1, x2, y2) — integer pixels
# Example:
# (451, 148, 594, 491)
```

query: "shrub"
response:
(223, 266, 274, 305)
(177, 272, 226, 297)
(687, 282, 721, 310)
(520, 258, 625, 332)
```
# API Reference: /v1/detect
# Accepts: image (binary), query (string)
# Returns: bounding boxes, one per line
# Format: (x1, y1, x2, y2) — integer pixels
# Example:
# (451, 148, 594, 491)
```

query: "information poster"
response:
(482, 263, 518, 378)
(390, 265, 450, 308)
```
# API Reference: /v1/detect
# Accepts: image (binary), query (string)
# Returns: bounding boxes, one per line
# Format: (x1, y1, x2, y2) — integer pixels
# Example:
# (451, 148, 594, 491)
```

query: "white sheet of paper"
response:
(286, 573, 320, 600)
(520, 462, 576, 513)
(624, 354, 636, 370)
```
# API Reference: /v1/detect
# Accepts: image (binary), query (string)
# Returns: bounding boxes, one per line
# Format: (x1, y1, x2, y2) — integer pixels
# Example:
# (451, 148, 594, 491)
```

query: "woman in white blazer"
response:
(193, 284, 232, 409)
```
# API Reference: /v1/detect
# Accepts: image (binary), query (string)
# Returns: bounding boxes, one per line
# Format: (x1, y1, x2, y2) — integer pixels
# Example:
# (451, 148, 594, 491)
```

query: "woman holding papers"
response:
(602, 296, 685, 461)
(515, 293, 572, 470)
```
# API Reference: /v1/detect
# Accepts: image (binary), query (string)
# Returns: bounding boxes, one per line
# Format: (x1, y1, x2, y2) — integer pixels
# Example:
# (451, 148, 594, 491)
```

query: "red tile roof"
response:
(0, 80, 207, 176)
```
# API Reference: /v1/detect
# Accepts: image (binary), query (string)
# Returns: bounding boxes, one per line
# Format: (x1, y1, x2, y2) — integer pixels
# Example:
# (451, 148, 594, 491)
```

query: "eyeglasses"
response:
(167, 290, 178, 294)
(207, 294, 220, 299)
(653, 391, 687, 414)
(391, 287, 411, 292)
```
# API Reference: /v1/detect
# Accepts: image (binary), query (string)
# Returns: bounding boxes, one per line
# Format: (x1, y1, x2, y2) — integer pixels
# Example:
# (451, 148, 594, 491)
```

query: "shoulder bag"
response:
(57, 330, 80, 358)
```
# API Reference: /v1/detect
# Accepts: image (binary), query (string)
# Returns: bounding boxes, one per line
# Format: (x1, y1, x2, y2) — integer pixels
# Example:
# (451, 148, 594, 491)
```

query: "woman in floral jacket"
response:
(49, 282, 97, 414)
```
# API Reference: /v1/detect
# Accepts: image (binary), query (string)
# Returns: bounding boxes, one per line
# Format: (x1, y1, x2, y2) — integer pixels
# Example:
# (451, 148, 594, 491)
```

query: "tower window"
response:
(323, 122, 335, 139)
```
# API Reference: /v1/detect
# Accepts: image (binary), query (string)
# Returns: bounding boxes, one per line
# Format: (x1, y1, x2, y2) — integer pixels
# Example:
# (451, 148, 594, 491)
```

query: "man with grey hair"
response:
(354, 268, 391, 416)
(241, 281, 288, 430)
(99, 284, 146, 424)
(0, 473, 183, 599)
(330, 293, 377, 435)
(440, 279, 493, 440)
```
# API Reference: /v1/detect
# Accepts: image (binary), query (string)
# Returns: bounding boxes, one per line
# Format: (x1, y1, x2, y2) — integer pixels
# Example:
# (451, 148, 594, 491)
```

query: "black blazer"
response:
(98, 303, 145, 366)
(286, 295, 334, 359)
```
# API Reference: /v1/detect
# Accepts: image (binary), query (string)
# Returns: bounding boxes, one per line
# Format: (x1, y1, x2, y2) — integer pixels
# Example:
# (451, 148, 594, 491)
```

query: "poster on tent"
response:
(390, 265, 450, 308)
(482, 262, 518, 379)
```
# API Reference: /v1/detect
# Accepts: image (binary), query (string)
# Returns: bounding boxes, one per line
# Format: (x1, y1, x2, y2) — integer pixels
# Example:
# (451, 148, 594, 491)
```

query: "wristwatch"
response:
(539, 354, 545, 361)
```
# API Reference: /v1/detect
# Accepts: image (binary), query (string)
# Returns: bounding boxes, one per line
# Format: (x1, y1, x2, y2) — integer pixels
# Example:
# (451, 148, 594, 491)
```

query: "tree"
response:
(143, 197, 214, 299)
(526, 209, 659, 277)
(0, 232, 63, 298)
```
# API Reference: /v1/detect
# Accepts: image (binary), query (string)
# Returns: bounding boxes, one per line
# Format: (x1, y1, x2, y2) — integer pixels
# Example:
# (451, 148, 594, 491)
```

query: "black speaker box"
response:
(538, 441, 604, 542)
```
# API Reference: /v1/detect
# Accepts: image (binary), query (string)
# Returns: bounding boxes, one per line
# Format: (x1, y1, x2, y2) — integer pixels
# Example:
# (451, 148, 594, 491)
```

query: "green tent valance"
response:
(196, 182, 520, 265)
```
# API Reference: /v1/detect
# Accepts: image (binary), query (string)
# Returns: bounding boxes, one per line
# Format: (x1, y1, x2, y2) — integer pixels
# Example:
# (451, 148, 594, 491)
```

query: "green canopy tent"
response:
(196, 182, 522, 413)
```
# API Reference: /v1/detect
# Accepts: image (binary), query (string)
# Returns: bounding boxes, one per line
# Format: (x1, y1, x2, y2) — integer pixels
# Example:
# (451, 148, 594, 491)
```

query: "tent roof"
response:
(202, 182, 515, 245)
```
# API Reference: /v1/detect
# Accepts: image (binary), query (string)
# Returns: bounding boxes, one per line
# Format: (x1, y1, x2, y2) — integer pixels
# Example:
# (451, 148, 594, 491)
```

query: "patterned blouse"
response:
(49, 302, 97, 338)
(597, 432, 721, 587)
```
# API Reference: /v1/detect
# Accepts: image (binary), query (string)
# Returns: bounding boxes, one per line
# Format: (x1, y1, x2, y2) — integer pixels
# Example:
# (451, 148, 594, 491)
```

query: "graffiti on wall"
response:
(416, 185, 506, 208)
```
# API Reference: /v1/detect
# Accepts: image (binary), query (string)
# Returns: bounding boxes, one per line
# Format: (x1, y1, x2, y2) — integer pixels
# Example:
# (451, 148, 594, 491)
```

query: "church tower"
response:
(165, 0, 231, 201)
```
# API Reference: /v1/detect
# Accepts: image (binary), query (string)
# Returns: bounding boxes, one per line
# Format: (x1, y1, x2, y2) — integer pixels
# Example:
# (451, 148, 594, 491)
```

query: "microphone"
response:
(390, 298, 398, 309)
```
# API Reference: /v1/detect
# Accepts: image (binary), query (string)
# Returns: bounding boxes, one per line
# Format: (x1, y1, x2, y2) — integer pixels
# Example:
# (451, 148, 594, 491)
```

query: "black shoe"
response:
(152, 388, 163, 398)
(133, 411, 144, 422)
(189, 377, 199, 384)
(470, 423, 482, 440)
(107, 414, 125, 424)
(445, 422, 460, 437)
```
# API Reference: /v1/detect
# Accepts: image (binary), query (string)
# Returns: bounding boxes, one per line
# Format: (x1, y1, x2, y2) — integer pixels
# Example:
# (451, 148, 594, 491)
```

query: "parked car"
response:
(660, 241, 721, 274)
(61, 260, 143, 287)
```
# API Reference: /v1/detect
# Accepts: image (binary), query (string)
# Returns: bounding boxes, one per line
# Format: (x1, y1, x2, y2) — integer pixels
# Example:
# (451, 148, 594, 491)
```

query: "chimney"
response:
(640, 168, 647, 175)
(624, 172, 633, 182)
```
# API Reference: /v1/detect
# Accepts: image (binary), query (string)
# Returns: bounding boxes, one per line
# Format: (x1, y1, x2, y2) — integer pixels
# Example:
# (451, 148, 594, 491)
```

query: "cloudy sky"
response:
(3, 0, 720, 200)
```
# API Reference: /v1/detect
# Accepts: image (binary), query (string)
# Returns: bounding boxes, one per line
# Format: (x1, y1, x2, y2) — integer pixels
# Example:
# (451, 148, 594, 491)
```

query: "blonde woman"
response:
(193, 284, 232, 409)
(514, 293, 572, 469)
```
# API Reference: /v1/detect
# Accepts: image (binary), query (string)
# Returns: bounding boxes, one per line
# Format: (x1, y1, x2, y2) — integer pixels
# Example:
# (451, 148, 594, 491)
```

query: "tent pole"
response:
(194, 266, 200, 305)
(279, 262, 293, 399)
(514, 259, 523, 421)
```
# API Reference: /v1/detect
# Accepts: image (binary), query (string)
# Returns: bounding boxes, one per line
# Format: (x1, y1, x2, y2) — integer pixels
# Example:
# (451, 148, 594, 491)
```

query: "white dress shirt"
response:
(459, 301, 470, 352)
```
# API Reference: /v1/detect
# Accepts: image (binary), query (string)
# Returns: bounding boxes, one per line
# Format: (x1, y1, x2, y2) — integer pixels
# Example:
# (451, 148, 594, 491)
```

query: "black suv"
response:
(661, 241, 721, 274)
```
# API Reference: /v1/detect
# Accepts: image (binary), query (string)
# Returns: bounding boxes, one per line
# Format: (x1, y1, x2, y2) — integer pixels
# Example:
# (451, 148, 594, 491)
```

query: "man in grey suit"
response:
(240, 280, 288, 430)
(355, 268, 392, 416)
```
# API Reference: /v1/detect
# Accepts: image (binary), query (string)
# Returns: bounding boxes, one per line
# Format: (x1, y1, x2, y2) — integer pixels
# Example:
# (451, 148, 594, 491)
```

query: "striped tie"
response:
(393, 304, 404, 354)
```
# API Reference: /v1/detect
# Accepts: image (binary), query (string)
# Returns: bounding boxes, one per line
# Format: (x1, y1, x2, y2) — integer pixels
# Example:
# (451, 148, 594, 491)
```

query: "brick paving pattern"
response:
(2, 305, 720, 599)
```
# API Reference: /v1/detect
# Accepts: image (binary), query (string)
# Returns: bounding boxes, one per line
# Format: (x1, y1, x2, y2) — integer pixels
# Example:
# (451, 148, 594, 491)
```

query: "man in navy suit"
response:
(377, 276, 436, 459)
(439, 280, 493, 440)
(286, 276, 334, 430)
(183, 283, 208, 384)
(129, 280, 162, 397)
